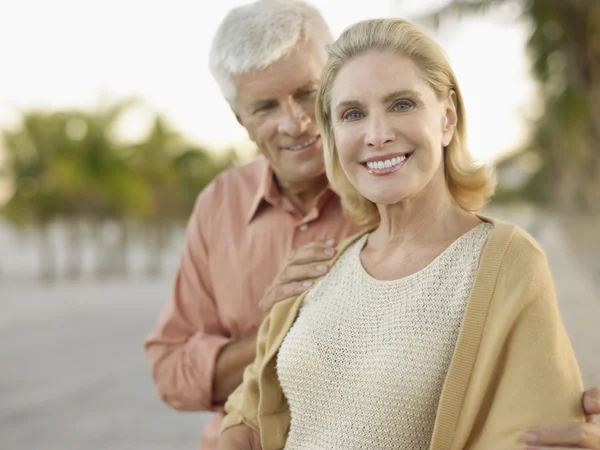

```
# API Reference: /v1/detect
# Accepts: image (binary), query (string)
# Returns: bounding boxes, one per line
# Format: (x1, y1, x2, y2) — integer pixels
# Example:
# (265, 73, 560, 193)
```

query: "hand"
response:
(258, 239, 337, 317)
(523, 387, 600, 449)
(216, 424, 262, 450)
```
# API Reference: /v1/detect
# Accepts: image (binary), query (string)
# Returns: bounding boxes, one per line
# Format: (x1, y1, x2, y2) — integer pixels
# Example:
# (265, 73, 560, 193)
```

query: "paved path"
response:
(535, 219, 600, 387)
(0, 278, 211, 450)
(0, 218, 598, 450)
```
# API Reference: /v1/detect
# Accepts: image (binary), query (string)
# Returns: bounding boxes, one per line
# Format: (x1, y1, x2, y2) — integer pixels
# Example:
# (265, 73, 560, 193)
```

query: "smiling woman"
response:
(217, 17, 585, 450)
(316, 20, 495, 227)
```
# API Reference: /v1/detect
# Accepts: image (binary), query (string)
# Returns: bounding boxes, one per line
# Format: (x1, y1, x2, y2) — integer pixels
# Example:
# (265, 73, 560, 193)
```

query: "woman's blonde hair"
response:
(315, 18, 496, 226)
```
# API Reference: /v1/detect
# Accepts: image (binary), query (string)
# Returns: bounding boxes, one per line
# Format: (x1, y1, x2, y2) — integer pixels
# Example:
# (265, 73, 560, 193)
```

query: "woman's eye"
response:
(342, 110, 363, 121)
(393, 100, 415, 112)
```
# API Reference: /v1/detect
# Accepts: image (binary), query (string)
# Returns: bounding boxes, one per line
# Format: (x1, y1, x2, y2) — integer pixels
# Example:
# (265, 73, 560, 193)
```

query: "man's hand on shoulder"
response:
(259, 239, 337, 317)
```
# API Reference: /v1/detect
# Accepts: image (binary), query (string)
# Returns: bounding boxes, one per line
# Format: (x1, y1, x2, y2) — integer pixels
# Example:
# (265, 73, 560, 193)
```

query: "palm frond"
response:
(411, 0, 520, 28)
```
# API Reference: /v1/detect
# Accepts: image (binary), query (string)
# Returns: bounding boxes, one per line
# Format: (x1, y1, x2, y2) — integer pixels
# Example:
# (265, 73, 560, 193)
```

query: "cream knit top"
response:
(276, 223, 493, 450)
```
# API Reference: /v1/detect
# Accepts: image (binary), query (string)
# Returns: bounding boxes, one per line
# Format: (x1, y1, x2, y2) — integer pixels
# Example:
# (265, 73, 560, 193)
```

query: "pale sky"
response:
(0, 0, 535, 167)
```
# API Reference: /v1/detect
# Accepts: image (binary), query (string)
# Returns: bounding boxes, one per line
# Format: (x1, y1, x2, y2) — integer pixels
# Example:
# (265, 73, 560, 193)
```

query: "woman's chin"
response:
(363, 191, 408, 206)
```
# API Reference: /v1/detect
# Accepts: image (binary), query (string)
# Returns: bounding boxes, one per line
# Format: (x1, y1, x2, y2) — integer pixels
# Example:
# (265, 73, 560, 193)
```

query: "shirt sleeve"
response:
(145, 186, 232, 411)
(221, 296, 296, 450)
(220, 316, 268, 432)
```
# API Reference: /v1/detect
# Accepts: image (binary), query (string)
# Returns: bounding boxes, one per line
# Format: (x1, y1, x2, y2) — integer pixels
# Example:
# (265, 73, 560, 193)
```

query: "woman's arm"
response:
(217, 425, 262, 450)
(219, 293, 300, 449)
(464, 242, 586, 449)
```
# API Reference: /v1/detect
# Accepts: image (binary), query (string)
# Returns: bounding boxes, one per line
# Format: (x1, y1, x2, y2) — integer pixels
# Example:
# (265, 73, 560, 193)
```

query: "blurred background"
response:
(0, 0, 598, 449)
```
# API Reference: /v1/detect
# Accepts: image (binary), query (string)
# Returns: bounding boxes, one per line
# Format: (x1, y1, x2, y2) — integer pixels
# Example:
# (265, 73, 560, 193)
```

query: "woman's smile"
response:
(361, 151, 414, 176)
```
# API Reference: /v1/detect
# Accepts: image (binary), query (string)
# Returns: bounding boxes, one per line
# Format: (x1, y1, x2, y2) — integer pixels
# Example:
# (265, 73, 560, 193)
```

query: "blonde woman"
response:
(216, 18, 585, 450)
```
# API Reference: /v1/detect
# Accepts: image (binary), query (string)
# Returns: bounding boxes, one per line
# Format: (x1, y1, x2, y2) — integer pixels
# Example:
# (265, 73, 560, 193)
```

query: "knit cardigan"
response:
(221, 217, 585, 450)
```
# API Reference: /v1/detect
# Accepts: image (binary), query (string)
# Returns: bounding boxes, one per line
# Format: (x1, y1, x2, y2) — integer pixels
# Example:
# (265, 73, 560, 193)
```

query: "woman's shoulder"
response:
(476, 216, 552, 301)
(480, 215, 547, 264)
(478, 217, 556, 317)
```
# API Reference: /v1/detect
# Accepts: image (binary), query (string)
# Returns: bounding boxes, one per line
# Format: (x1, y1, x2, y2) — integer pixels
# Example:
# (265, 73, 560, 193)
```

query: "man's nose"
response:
(278, 99, 310, 136)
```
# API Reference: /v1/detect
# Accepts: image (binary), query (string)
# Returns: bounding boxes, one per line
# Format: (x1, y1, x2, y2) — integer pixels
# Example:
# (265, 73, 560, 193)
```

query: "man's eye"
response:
(297, 89, 316, 99)
(254, 103, 276, 114)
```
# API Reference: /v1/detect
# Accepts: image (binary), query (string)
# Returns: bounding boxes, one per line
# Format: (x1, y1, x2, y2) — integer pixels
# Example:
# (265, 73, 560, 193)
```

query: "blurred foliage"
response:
(0, 99, 239, 280)
(414, 0, 600, 215)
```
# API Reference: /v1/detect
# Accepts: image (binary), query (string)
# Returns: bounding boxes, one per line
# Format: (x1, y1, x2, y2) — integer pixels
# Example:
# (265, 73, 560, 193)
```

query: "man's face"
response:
(233, 41, 326, 187)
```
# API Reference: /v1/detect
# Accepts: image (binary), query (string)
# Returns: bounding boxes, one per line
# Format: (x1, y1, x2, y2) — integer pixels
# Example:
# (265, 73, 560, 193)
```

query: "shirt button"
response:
(298, 223, 308, 231)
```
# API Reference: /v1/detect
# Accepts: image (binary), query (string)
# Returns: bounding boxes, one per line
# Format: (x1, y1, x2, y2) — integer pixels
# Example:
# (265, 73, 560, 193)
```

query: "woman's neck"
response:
(369, 189, 480, 259)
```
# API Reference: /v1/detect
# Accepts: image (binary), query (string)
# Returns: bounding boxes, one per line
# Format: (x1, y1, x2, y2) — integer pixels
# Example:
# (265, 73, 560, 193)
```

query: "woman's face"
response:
(330, 50, 457, 206)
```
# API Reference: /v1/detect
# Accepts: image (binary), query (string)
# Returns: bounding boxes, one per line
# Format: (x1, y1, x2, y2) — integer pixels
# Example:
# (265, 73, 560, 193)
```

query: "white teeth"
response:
(366, 155, 407, 170)
(289, 136, 318, 151)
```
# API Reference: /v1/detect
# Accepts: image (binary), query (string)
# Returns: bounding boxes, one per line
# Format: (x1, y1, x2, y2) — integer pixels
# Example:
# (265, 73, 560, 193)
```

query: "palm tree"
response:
(1, 100, 238, 281)
(1, 99, 152, 281)
(2, 112, 72, 281)
(127, 115, 238, 276)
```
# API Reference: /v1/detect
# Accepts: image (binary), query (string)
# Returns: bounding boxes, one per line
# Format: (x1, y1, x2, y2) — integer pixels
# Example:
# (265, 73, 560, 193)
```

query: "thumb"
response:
(583, 387, 600, 416)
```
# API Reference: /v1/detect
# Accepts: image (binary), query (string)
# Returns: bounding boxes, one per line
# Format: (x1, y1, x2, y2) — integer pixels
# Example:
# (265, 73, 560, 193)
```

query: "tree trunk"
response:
(65, 218, 83, 280)
(145, 221, 167, 278)
(38, 222, 56, 283)
(92, 220, 110, 279)
(112, 220, 129, 278)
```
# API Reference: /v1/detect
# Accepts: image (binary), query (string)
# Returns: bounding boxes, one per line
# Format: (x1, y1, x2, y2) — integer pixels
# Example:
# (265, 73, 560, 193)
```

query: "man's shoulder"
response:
(199, 155, 266, 204)
(212, 155, 265, 190)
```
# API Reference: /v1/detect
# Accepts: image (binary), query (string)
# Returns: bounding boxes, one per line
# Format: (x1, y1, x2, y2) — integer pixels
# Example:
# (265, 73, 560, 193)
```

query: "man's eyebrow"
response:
(249, 82, 319, 111)
(294, 82, 318, 92)
(250, 98, 277, 111)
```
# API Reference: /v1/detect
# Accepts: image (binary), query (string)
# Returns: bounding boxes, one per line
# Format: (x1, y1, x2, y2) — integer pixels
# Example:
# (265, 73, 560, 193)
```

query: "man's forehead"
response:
(234, 66, 321, 105)
(235, 43, 323, 95)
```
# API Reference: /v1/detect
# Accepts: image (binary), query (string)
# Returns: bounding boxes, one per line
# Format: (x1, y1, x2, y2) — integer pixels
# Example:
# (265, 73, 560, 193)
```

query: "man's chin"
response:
(280, 162, 326, 185)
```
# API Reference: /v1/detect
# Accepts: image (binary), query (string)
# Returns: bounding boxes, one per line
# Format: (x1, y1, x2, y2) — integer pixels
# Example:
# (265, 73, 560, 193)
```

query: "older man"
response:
(145, 1, 600, 449)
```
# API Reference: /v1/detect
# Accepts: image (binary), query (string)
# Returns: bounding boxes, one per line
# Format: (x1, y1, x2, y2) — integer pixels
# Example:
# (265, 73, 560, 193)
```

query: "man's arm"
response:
(213, 331, 258, 405)
(145, 186, 339, 410)
(145, 190, 232, 411)
(216, 425, 262, 450)
(523, 387, 600, 449)
(212, 238, 337, 404)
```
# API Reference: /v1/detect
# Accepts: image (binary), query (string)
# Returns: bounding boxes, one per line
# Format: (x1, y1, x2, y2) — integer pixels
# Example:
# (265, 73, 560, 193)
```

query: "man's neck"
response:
(277, 174, 329, 216)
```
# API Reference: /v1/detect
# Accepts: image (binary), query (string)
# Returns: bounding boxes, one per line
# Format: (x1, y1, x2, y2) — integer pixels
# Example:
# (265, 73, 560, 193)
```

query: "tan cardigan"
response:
(221, 218, 585, 449)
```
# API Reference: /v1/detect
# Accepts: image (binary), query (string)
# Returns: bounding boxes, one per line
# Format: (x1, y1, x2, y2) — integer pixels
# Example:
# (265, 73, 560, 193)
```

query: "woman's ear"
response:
(442, 90, 458, 147)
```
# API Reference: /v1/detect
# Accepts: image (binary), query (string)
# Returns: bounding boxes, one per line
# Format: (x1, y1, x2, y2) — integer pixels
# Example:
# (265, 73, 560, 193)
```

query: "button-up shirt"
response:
(144, 155, 363, 449)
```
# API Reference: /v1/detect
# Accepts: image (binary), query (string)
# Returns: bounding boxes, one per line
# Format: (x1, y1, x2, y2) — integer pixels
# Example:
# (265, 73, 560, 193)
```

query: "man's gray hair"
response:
(209, 0, 333, 108)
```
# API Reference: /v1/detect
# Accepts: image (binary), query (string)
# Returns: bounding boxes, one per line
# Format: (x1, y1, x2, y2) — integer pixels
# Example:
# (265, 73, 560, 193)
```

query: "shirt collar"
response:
(246, 156, 279, 224)
(246, 155, 339, 223)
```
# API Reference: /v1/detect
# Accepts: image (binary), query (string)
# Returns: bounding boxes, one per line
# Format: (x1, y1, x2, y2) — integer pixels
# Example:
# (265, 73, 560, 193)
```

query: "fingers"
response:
(279, 261, 330, 283)
(259, 280, 313, 316)
(525, 448, 594, 450)
(259, 239, 338, 317)
(584, 387, 600, 416)
(524, 422, 600, 449)
(287, 239, 337, 265)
